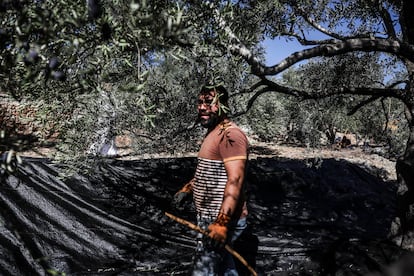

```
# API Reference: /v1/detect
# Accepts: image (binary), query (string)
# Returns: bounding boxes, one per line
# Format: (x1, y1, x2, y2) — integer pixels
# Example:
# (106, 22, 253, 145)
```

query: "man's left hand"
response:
(207, 222, 227, 247)
(206, 212, 231, 248)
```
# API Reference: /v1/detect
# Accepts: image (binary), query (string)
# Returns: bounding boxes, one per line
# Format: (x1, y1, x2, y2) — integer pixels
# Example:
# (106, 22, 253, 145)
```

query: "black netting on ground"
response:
(0, 157, 411, 275)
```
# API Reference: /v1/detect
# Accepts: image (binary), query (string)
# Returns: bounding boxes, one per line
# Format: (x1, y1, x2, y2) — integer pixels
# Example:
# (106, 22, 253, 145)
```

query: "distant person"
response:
(172, 84, 249, 275)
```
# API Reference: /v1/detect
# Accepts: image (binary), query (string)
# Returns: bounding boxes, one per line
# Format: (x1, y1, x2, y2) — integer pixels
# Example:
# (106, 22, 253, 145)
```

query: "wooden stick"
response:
(165, 212, 258, 276)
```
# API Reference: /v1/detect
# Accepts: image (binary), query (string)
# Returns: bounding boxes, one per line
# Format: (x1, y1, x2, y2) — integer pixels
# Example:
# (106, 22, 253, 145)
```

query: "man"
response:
(172, 84, 249, 275)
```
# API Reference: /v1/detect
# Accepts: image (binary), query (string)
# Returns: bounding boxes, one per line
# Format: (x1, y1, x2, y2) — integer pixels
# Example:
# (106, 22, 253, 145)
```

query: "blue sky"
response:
(261, 24, 338, 66)
(261, 30, 330, 66)
(262, 37, 309, 66)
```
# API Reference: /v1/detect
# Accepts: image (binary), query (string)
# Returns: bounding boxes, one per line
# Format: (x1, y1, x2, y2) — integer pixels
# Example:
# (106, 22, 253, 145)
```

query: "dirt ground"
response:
(22, 141, 397, 181)
(249, 142, 397, 181)
(128, 142, 397, 181)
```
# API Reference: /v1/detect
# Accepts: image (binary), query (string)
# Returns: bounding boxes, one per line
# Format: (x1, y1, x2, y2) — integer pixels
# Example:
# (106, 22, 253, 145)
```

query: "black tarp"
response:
(0, 156, 410, 275)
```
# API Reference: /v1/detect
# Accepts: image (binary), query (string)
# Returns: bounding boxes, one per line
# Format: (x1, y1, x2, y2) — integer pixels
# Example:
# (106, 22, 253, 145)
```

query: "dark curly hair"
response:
(199, 84, 229, 107)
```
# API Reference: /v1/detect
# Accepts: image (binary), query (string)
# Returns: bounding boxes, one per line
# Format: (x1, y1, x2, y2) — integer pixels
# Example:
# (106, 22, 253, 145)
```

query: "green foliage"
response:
(294, 53, 408, 156)
(46, 269, 66, 276)
(242, 92, 291, 142)
(242, 51, 408, 158)
(0, 0, 265, 172)
(128, 46, 252, 155)
(0, 0, 411, 171)
(0, 0, 205, 173)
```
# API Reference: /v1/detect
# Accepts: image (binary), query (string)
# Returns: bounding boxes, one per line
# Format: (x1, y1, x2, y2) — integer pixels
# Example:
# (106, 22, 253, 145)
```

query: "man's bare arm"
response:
(220, 159, 246, 217)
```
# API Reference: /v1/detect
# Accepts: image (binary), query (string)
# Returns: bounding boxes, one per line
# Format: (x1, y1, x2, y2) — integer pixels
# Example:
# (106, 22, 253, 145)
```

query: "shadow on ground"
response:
(0, 156, 411, 275)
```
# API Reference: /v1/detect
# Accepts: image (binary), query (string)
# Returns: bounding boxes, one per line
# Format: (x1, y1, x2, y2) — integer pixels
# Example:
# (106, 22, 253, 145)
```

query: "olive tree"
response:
(208, 0, 414, 243)
(2, 0, 414, 238)
(0, 0, 204, 172)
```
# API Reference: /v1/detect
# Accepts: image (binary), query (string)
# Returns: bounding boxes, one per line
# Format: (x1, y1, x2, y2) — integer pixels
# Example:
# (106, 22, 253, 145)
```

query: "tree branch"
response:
(252, 38, 414, 76)
(232, 79, 406, 117)
(293, 5, 346, 41)
(206, 2, 264, 75)
(347, 95, 381, 115)
(337, 86, 405, 100)
(231, 78, 316, 117)
(278, 32, 339, 46)
(374, 0, 397, 38)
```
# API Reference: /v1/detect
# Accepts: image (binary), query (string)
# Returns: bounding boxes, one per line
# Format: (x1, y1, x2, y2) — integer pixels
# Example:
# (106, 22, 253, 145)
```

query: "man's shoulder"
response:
(218, 121, 247, 138)
(218, 120, 244, 131)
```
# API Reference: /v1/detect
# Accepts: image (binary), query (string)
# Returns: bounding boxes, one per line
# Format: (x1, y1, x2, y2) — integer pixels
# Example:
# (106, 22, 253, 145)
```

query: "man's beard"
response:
(198, 113, 219, 129)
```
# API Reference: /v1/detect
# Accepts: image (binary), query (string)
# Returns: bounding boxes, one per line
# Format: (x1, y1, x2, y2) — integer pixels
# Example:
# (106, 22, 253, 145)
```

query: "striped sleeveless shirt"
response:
(193, 121, 248, 219)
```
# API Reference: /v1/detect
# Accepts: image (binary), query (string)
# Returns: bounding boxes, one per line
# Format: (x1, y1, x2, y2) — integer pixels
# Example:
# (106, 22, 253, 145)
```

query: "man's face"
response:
(197, 90, 220, 128)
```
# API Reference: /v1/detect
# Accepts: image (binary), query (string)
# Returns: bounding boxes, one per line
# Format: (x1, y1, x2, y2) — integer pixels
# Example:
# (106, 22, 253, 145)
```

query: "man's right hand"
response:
(171, 191, 191, 211)
(171, 179, 194, 210)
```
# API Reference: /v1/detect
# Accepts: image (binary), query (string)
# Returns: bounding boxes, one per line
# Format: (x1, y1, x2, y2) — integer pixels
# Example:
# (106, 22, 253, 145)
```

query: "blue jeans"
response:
(192, 216, 247, 276)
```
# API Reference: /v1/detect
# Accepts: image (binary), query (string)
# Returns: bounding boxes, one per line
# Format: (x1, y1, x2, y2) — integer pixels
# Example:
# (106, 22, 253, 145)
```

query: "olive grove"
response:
(1, 0, 414, 244)
(220, 0, 414, 238)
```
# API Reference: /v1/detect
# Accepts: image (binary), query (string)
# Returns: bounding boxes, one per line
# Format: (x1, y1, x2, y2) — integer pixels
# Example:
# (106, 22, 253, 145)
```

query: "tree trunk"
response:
(395, 65, 414, 242)
(87, 89, 118, 156)
(396, 127, 414, 218)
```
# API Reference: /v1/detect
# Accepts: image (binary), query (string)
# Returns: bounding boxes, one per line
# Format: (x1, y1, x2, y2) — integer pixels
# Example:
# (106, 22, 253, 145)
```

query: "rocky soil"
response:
(249, 143, 397, 181)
